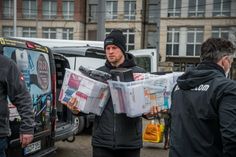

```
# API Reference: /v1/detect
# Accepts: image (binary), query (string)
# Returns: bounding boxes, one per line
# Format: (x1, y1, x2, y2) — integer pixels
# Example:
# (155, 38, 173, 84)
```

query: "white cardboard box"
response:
(59, 68, 110, 115)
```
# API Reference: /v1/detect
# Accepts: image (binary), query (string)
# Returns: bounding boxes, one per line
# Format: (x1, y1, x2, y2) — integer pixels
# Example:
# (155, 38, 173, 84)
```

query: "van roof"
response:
(13, 37, 104, 48)
(128, 48, 156, 53)
(0, 37, 49, 53)
(51, 46, 106, 59)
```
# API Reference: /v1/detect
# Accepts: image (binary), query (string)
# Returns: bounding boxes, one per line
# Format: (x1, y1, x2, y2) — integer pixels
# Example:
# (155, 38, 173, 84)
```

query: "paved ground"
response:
(51, 134, 169, 157)
(50, 119, 169, 157)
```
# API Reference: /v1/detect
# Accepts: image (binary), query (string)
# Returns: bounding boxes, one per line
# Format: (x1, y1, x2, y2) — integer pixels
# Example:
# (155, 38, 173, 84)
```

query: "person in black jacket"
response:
(0, 55, 34, 157)
(169, 38, 236, 157)
(92, 29, 158, 157)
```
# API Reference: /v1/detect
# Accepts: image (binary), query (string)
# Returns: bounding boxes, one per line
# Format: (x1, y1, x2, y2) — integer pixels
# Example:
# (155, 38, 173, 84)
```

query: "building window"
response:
(42, 28, 56, 39)
(124, 0, 136, 20)
(166, 28, 180, 56)
(3, 0, 13, 19)
(212, 27, 229, 39)
(188, 0, 205, 17)
(147, 31, 157, 48)
(2, 26, 13, 37)
(23, 27, 36, 37)
(106, 1, 118, 20)
(42, 0, 57, 19)
(62, 28, 73, 40)
(213, 0, 231, 17)
(186, 27, 203, 56)
(62, 0, 74, 20)
(147, 0, 158, 23)
(23, 0, 37, 19)
(168, 0, 181, 17)
(123, 29, 135, 50)
(106, 29, 135, 51)
(88, 4, 97, 22)
(212, 28, 236, 47)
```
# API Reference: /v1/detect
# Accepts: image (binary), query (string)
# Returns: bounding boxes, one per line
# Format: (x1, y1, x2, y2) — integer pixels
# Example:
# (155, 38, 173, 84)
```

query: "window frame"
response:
(212, 27, 229, 39)
(166, 27, 180, 56)
(124, 0, 136, 20)
(123, 29, 135, 51)
(168, 0, 182, 17)
(186, 27, 203, 56)
(188, 0, 205, 17)
(62, 0, 74, 20)
(106, 1, 118, 20)
(42, 0, 57, 19)
(22, 27, 37, 38)
(148, 3, 158, 23)
(42, 27, 57, 39)
(23, 0, 37, 19)
(88, 4, 98, 22)
(213, 0, 231, 17)
(3, 0, 13, 19)
(2, 26, 14, 37)
(62, 28, 73, 40)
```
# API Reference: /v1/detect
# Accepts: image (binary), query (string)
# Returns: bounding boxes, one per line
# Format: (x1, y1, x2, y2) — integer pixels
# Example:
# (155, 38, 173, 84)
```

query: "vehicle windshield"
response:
(134, 56, 151, 72)
(67, 57, 106, 70)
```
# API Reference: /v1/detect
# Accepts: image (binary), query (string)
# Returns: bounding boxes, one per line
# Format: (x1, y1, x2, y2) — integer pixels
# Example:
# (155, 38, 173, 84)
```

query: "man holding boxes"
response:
(92, 29, 158, 157)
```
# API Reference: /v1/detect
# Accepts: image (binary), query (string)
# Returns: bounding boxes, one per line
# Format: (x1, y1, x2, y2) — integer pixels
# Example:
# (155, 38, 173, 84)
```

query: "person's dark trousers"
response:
(93, 146, 140, 157)
(0, 137, 7, 157)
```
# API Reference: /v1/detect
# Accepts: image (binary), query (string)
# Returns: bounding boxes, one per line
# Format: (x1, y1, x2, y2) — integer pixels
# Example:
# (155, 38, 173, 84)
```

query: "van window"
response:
(134, 56, 151, 72)
(52, 47, 106, 70)
(69, 57, 106, 70)
(3, 47, 52, 125)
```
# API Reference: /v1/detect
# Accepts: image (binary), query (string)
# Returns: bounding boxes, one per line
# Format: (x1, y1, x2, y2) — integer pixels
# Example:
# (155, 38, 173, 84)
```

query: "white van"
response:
(14, 38, 157, 72)
(52, 46, 106, 70)
(13, 38, 160, 131)
(15, 38, 157, 73)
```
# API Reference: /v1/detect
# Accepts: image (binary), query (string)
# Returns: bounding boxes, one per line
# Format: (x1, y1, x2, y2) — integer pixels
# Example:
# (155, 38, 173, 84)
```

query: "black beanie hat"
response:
(104, 29, 126, 54)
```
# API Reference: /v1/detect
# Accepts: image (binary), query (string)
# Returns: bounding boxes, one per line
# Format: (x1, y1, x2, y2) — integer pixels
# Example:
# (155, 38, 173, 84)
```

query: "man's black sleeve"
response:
(219, 94, 236, 157)
(7, 61, 34, 134)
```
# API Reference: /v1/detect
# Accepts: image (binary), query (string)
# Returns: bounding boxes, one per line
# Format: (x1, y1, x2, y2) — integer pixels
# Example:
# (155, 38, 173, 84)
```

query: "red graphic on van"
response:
(37, 54, 49, 90)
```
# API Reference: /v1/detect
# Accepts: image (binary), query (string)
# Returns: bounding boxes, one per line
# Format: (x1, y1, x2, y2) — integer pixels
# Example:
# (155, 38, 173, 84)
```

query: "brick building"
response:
(1, 0, 236, 74)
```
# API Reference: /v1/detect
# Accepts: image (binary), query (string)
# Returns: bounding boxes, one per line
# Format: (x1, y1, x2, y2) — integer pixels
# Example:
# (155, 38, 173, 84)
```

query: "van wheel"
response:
(77, 116, 85, 135)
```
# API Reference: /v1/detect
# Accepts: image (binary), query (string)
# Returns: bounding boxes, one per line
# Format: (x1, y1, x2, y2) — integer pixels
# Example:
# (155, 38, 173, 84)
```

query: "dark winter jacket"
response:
(0, 55, 34, 137)
(92, 53, 146, 149)
(169, 61, 236, 157)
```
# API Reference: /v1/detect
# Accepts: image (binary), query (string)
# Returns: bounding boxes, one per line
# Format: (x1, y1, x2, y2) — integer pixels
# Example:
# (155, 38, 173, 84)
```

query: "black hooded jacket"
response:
(0, 55, 34, 137)
(92, 53, 146, 149)
(170, 62, 236, 157)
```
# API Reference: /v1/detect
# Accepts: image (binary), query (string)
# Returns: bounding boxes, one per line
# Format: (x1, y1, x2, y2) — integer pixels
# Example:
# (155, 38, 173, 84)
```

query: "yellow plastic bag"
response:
(143, 120, 164, 143)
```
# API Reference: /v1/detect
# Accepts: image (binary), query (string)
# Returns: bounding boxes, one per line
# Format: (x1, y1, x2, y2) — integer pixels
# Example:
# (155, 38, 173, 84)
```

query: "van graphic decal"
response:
(37, 54, 49, 90)
(3, 46, 51, 122)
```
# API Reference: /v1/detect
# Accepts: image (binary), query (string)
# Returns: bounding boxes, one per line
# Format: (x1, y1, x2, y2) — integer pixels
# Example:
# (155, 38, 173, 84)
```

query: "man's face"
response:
(105, 44, 125, 67)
